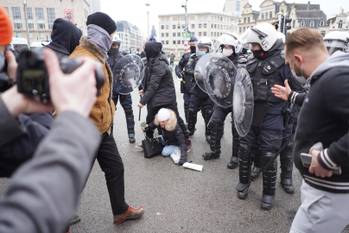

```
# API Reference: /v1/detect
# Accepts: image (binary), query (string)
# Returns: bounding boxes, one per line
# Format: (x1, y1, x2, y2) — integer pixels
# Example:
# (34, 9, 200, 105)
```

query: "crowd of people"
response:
(0, 5, 349, 233)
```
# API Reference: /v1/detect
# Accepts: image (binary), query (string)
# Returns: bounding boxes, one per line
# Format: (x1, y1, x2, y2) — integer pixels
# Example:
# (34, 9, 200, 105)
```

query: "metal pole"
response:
(146, 3, 150, 38)
(23, 0, 30, 45)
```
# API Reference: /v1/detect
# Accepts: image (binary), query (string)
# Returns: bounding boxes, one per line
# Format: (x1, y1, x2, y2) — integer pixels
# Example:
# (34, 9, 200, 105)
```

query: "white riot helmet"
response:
(217, 33, 243, 56)
(324, 31, 349, 54)
(112, 35, 121, 46)
(198, 37, 212, 51)
(242, 23, 278, 51)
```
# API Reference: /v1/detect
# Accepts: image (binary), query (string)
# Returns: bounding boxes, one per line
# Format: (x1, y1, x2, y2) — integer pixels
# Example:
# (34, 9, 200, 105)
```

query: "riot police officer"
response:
(202, 34, 243, 165)
(323, 31, 349, 55)
(108, 36, 136, 143)
(187, 37, 214, 140)
(236, 23, 292, 210)
(175, 36, 198, 124)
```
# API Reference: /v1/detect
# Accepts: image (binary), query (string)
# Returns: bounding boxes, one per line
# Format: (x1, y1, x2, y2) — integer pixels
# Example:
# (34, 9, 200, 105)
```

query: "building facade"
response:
(1, 0, 101, 44)
(327, 9, 349, 31)
(116, 20, 144, 53)
(238, 0, 327, 35)
(158, 12, 239, 56)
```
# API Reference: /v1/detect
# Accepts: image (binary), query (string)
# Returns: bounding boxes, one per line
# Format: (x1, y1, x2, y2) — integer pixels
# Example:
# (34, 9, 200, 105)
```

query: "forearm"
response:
(0, 111, 101, 233)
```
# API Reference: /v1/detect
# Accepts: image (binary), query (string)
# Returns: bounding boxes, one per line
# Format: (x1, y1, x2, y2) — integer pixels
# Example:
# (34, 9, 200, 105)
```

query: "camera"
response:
(16, 48, 105, 103)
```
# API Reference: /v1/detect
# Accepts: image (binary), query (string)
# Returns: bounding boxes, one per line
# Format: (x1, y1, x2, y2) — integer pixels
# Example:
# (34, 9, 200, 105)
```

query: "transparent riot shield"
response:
(233, 68, 254, 137)
(203, 53, 237, 108)
(115, 54, 144, 95)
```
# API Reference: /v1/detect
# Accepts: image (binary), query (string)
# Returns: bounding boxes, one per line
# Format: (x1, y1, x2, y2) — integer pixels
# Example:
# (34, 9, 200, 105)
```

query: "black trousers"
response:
(96, 133, 129, 215)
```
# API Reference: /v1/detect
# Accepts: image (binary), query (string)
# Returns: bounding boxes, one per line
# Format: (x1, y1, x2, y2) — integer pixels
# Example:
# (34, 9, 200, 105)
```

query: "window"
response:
(177, 32, 180, 37)
(173, 32, 176, 37)
(14, 23, 22, 30)
(38, 23, 45, 30)
(261, 13, 264, 20)
(199, 32, 202, 36)
(47, 8, 55, 29)
(203, 23, 207, 28)
(28, 23, 34, 30)
(166, 40, 169, 44)
(244, 18, 246, 23)
(11, 7, 21, 20)
(203, 32, 207, 36)
(269, 12, 272, 19)
(172, 25, 176, 29)
(198, 24, 202, 29)
(166, 25, 169, 29)
(177, 40, 181, 44)
(248, 17, 250, 23)
(161, 25, 164, 29)
(191, 24, 195, 29)
(27, 7, 33, 19)
(173, 40, 176, 44)
(177, 25, 180, 29)
(35, 8, 44, 20)
(338, 20, 343, 29)
(166, 33, 169, 37)
(161, 33, 164, 37)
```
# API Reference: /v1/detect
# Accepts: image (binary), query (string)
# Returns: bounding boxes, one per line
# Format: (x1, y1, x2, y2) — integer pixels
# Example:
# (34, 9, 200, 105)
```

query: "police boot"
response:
(280, 146, 295, 194)
(187, 110, 197, 136)
(261, 152, 277, 211)
(203, 108, 213, 144)
(227, 133, 239, 169)
(202, 122, 223, 161)
(125, 107, 136, 143)
(251, 153, 262, 181)
(236, 148, 251, 199)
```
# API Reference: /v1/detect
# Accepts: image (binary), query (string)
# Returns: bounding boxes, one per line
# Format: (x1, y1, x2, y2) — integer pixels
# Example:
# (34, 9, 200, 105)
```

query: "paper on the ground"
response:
(183, 162, 203, 172)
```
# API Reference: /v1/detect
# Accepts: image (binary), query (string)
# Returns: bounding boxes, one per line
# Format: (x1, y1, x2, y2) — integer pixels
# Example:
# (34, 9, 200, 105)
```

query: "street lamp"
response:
(181, 0, 189, 34)
(23, 0, 30, 44)
(145, 2, 150, 38)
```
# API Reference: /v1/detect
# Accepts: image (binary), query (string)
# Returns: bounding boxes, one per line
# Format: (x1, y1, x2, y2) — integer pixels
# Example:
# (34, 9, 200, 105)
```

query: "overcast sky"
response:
(101, 0, 349, 36)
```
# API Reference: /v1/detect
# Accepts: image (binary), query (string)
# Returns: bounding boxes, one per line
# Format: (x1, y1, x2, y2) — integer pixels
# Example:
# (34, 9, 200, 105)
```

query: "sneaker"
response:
(114, 206, 144, 225)
(135, 143, 143, 152)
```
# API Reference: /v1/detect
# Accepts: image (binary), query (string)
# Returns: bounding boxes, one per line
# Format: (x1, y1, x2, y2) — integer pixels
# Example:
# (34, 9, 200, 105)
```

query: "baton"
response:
(138, 106, 142, 121)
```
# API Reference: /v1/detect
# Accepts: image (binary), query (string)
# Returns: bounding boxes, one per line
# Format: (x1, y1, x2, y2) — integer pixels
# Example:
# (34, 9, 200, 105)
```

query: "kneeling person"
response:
(154, 108, 188, 166)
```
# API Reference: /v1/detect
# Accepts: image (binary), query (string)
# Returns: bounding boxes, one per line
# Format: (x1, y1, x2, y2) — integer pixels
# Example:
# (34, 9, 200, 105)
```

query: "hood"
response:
(144, 41, 162, 59)
(266, 39, 284, 57)
(49, 18, 82, 54)
(310, 51, 349, 82)
(154, 109, 177, 132)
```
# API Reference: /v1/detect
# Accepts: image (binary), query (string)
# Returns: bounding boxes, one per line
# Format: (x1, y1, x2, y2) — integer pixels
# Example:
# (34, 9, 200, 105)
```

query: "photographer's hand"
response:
(5, 50, 17, 82)
(44, 49, 97, 117)
(2, 86, 53, 117)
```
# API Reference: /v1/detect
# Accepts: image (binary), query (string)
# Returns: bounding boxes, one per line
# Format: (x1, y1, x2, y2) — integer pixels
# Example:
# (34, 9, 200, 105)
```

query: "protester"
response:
(150, 108, 188, 165)
(70, 12, 144, 225)
(138, 39, 190, 149)
(45, 18, 82, 59)
(288, 28, 349, 233)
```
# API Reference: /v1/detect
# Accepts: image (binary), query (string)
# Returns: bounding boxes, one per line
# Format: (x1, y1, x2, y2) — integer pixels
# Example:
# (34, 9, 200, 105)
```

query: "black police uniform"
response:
(236, 40, 292, 209)
(186, 53, 213, 139)
(202, 54, 244, 165)
(108, 48, 135, 143)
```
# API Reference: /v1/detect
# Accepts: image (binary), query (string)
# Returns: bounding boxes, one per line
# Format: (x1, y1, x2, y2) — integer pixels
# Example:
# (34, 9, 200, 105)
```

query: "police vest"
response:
(247, 53, 285, 104)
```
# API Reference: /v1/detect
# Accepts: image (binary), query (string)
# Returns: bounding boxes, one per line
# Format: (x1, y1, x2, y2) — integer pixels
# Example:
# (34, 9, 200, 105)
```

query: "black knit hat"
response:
(86, 12, 116, 35)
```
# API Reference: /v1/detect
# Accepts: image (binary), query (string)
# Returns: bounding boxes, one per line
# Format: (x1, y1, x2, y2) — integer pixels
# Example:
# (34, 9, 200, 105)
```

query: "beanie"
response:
(0, 7, 13, 45)
(86, 12, 116, 35)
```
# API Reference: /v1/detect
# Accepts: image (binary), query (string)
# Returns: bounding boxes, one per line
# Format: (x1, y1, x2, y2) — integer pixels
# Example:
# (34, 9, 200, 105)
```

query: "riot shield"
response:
(233, 68, 254, 137)
(203, 53, 237, 108)
(193, 53, 210, 93)
(115, 54, 144, 95)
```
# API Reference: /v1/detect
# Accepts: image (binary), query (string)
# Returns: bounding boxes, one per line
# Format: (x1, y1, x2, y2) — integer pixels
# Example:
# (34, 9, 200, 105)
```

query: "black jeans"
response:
(96, 133, 129, 215)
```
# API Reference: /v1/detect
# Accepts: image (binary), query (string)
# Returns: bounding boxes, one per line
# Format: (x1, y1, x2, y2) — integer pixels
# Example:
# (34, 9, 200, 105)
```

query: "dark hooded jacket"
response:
(45, 18, 82, 59)
(140, 42, 176, 107)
